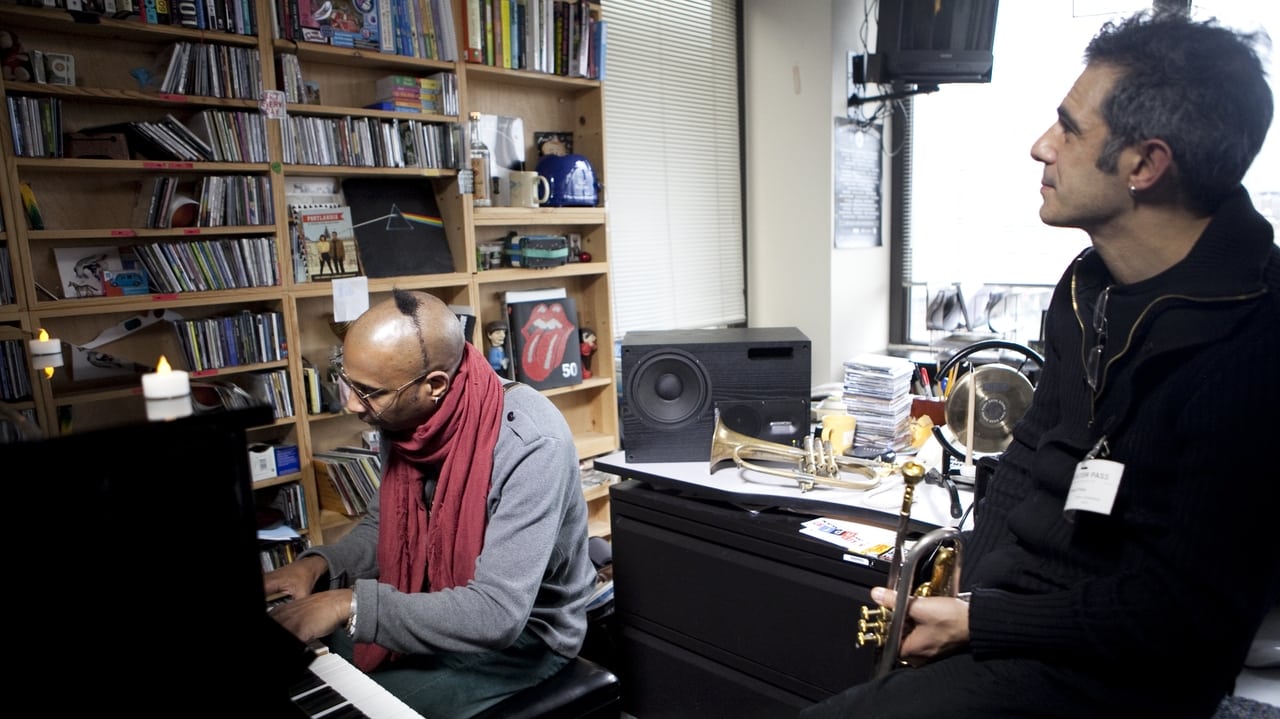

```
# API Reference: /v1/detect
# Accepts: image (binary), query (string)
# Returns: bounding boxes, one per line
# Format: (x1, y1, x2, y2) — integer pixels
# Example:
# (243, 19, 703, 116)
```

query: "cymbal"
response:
(944, 363, 1034, 454)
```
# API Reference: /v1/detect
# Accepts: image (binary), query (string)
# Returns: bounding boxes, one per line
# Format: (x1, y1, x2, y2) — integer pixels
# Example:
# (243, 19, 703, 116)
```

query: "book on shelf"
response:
(294, 0, 328, 43)
(53, 245, 128, 299)
(286, 177, 345, 283)
(190, 379, 259, 413)
(161, 113, 216, 161)
(29, 49, 47, 84)
(313, 457, 363, 516)
(429, 0, 457, 61)
(449, 304, 477, 345)
(504, 288, 584, 390)
(341, 177, 452, 278)
(224, 369, 294, 420)
(462, 0, 483, 63)
(364, 100, 427, 113)
(264, 479, 310, 531)
(324, 0, 381, 51)
(131, 175, 201, 229)
(300, 359, 343, 415)
(314, 447, 381, 516)
(592, 18, 607, 81)
(131, 175, 166, 229)
(476, 114, 525, 207)
(296, 206, 359, 281)
(172, 0, 202, 28)
(43, 52, 75, 86)
(80, 120, 205, 162)
(302, 80, 322, 105)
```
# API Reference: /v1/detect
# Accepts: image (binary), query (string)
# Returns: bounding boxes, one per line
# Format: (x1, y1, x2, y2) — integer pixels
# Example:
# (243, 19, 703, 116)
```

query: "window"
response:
(603, 0, 746, 336)
(892, 0, 1279, 346)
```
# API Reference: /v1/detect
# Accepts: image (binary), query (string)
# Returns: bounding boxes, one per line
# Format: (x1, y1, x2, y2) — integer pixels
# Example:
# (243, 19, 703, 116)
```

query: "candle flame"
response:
(43, 366, 54, 379)
(37, 328, 49, 342)
(156, 355, 172, 373)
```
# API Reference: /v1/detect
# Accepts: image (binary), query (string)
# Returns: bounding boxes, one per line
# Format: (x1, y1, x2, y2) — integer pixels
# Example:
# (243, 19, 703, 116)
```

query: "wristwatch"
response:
(345, 590, 358, 637)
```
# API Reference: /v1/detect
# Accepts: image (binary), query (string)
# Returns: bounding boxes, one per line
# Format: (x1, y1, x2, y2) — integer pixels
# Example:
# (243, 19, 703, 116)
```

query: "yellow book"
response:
(499, 0, 512, 68)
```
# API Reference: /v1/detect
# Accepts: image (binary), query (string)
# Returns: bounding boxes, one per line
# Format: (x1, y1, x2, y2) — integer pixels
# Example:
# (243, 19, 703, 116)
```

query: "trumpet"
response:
(709, 418, 889, 492)
(856, 461, 963, 678)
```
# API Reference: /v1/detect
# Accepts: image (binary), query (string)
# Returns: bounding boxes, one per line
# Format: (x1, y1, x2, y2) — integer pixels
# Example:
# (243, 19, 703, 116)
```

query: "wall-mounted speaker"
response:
(621, 327, 811, 463)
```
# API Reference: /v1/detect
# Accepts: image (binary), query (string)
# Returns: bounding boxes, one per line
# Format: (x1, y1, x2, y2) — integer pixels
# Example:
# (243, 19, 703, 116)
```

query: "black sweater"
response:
(962, 187, 1280, 717)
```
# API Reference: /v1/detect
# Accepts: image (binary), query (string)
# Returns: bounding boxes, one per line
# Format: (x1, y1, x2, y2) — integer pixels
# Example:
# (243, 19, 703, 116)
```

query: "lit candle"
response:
(142, 355, 192, 421)
(28, 328, 63, 378)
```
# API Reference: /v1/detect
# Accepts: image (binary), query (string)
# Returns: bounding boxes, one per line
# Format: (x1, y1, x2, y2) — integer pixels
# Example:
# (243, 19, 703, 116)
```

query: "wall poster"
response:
(833, 119, 882, 248)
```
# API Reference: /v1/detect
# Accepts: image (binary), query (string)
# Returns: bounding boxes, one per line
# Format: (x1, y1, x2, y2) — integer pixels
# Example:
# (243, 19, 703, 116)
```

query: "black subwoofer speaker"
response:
(621, 327, 811, 462)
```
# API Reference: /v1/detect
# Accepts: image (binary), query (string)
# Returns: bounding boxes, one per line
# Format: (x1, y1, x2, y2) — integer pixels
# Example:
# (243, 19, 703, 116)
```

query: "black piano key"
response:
(290, 672, 326, 696)
(319, 703, 372, 719)
(292, 685, 350, 716)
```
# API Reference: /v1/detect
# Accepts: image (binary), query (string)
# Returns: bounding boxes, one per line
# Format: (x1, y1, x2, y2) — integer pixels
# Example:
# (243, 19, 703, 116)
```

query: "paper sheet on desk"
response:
(800, 517, 903, 560)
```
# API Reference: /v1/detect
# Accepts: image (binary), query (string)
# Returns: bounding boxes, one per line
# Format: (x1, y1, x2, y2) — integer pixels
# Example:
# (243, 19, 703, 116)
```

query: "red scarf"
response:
(353, 343, 503, 672)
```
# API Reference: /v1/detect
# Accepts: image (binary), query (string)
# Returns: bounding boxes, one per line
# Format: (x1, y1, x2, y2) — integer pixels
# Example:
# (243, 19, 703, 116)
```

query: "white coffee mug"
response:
(509, 171, 551, 208)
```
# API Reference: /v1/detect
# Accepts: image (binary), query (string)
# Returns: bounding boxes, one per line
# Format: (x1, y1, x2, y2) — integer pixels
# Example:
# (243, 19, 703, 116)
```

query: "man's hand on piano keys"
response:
(270, 588, 356, 644)
(264, 554, 329, 600)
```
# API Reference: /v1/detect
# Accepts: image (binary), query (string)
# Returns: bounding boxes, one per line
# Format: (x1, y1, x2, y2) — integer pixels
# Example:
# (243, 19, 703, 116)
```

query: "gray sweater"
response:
(303, 382, 596, 658)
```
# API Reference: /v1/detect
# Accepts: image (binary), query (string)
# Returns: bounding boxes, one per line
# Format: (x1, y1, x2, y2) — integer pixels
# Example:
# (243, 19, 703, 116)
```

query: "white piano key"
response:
(305, 651, 426, 719)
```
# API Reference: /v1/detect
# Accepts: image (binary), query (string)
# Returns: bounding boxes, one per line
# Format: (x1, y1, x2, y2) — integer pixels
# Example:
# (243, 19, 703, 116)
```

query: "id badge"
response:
(1064, 458, 1124, 520)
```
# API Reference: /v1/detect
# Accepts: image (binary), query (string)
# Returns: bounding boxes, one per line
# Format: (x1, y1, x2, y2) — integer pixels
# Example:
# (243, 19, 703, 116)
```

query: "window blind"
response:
(604, 0, 745, 334)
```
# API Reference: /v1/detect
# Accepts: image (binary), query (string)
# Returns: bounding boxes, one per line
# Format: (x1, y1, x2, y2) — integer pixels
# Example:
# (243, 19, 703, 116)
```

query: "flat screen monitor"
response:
(2, 406, 312, 713)
(871, 0, 1000, 85)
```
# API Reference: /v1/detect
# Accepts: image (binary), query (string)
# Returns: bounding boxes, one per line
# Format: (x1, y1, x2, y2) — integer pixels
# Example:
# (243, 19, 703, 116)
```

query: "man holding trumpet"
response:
(803, 10, 1279, 719)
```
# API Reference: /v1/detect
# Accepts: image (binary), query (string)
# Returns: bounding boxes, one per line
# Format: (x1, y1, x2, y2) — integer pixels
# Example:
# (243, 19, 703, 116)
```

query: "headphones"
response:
(936, 339, 1044, 386)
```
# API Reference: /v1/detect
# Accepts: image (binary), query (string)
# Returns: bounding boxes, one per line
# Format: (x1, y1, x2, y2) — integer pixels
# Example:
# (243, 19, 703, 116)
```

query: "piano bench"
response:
(472, 656, 621, 719)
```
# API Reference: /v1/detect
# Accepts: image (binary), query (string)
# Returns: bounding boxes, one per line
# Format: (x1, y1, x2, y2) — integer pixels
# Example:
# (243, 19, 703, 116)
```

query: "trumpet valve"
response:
(816, 439, 840, 476)
(856, 630, 886, 648)
(857, 605, 892, 647)
(800, 435, 820, 475)
(860, 604, 890, 622)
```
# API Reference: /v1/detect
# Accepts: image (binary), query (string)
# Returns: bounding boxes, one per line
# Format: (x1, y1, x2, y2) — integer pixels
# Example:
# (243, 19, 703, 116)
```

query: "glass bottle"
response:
(469, 112, 492, 207)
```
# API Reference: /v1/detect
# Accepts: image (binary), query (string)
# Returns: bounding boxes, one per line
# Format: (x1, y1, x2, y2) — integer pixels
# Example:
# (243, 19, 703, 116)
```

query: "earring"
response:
(1128, 185, 1137, 197)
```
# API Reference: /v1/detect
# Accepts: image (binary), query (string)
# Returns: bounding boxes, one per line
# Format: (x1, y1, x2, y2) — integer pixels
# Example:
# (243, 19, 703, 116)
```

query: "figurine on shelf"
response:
(1, 30, 34, 84)
(485, 320, 509, 375)
(579, 327, 597, 379)
(316, 228, 336, 276)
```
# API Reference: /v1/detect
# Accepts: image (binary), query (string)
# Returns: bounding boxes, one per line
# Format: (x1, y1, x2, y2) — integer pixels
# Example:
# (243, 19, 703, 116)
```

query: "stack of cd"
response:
(842, 353, 916, 454)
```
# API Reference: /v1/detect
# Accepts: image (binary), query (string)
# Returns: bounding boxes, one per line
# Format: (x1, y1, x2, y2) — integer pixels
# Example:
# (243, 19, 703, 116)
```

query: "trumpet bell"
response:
(709, 417, 884, 492)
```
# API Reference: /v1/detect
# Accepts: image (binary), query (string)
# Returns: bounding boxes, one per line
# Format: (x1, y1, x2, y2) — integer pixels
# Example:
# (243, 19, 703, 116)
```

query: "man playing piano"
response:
(266, 289, 596, 718)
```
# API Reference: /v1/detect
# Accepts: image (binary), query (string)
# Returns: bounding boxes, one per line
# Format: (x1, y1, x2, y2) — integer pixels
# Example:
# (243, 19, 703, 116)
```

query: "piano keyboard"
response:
(291, 650, 426, 719)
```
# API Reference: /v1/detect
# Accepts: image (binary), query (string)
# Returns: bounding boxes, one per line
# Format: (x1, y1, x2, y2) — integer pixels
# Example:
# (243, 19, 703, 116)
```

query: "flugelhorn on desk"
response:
(708, 418, 886, 492)
(856, 461, 964, 678)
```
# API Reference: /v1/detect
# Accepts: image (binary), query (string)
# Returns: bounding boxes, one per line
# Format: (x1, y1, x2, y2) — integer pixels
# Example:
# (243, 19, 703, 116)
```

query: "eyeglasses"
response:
(1084, 286, 1110, 392)
(337, 367, 430, 419)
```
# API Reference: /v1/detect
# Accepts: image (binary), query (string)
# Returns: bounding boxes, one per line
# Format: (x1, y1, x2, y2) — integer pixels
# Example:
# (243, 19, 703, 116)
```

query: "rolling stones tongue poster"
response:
(508, 297, 584, 390)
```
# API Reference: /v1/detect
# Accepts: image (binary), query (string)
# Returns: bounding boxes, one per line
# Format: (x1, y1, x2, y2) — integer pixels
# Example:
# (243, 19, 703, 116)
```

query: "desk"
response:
(595, 452, 971, 718)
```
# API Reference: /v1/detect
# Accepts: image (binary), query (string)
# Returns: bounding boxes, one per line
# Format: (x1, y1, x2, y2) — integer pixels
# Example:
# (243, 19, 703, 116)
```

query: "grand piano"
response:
(3, 406, 420, 717)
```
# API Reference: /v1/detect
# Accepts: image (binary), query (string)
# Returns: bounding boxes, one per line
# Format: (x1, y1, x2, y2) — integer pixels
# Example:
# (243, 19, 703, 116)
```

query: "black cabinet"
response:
(609, 479, 903, 718)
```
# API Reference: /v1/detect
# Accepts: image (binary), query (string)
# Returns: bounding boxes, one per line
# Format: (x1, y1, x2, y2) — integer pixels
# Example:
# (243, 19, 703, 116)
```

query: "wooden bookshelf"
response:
(0, 0, 617, 546)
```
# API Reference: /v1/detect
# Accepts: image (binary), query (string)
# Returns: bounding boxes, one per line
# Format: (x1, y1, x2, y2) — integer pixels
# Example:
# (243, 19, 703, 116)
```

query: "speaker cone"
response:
(625, 350, 711, 427)
(718, 402, 763, 437)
